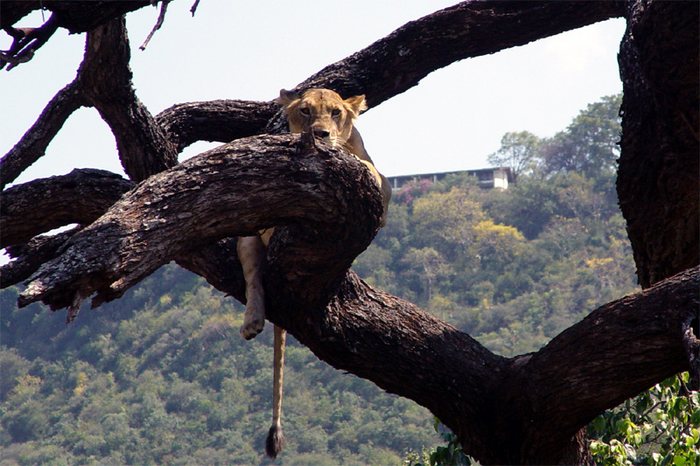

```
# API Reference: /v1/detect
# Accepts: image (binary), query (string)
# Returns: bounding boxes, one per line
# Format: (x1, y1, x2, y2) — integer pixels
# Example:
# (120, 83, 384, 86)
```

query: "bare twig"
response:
(190, 0, 201, 16)
(139, 0, 170, 51)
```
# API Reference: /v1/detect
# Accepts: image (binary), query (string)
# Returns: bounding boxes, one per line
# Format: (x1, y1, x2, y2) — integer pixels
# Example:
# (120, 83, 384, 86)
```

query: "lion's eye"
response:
(331, 108, 341, 117)
(299, 107, 310, 116)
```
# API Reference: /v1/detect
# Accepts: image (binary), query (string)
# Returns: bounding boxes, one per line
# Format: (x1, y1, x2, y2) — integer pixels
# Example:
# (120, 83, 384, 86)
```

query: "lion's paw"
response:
(240, 317, 264, 340)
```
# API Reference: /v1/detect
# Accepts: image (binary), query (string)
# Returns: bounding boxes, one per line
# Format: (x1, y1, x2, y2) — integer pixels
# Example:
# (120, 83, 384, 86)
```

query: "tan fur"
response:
(237, 88, 391, 457)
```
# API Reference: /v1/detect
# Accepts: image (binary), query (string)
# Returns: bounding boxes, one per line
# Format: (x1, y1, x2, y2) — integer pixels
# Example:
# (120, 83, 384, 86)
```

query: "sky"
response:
(1, 1, 625, 184)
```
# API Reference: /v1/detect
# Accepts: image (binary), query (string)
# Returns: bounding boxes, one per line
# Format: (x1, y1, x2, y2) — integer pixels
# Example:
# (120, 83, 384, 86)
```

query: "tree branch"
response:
(514, 265, 699, 462)
(0, 80, 85, 188)
(78, 17, 178, 182)
(1, 227, 79, 289)
(17, 134, 383, 312)
(1, 13, 59, 70)
(1, 169, 133, 248)
(156, 100, 279, 152)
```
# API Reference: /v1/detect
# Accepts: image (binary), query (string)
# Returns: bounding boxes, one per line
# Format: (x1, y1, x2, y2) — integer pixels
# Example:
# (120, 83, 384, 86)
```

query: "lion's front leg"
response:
(237, 235, 267, 340)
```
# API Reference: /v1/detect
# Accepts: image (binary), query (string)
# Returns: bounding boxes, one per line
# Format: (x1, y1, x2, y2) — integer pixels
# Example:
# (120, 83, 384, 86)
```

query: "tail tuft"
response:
(265, 424, 285, 458)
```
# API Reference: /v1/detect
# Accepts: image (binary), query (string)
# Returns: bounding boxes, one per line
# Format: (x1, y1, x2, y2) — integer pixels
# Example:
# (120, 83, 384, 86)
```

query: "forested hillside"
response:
(355, 93, 636, 357)
(3, 93, 678, 465)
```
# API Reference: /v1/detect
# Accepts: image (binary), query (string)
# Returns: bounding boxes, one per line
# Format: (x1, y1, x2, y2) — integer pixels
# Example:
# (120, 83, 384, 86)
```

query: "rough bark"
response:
(77, 17, 179, 182)
(1, 228, 79, 289)
(157, 100, 280, 152)
(1, 169, 133, 248)
(617, 0, 700, 288)
(1, 0, 698, 464)
(0, 80, 85, 189)
(16, 135, 383, 313)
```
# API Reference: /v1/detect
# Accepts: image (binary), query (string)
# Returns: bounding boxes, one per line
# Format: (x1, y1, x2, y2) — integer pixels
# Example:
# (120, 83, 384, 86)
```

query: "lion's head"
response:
(277, 88, 367, 148)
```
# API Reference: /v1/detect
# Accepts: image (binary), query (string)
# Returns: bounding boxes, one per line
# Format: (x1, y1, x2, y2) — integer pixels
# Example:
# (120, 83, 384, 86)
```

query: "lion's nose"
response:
(311, 128, 330, 139)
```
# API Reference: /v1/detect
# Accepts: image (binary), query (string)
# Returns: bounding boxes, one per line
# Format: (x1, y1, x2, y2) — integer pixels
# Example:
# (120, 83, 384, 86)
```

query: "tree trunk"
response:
(617, 0, 700, 288)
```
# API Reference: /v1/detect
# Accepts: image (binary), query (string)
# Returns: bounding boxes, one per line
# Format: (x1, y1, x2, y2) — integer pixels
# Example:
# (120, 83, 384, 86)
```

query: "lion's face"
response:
(277, 88, 367, 148)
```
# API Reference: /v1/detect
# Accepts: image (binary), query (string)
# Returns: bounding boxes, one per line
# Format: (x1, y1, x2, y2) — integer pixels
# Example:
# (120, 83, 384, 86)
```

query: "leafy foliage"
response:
(1, 271, 438, 465)
(589, 373, 700, 465)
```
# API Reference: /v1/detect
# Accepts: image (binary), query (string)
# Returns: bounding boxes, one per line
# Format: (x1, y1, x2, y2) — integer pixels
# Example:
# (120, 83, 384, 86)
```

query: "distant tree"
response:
(412, 187, 485, 262)
(540, 94, 622, 182)
(487, 131, 542, 181)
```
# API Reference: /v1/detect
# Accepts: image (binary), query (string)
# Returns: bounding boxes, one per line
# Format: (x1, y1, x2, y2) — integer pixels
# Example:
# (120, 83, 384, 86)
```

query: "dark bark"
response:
(617, 0, 700, 288)
(0, 1, 150, 33)
(1, 169, 133, 248)
(0, 80, 85, 188)
(1, 228, 79, 288)
(297, 1, 625, 108)
(78, 17, 179, 182)
(16, 135, 383, 312)
(157, 100, 279, 152)
(2, 0, 698, 464)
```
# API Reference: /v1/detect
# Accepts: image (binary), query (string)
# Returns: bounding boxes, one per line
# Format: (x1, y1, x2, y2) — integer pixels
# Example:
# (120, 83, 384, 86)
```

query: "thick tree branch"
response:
(18, 134, 383, 312)
(1, 169, 133, 248)
(266, 265, 698, 465)
(78, 17, 178, 182)
(0, 80, 85, 188)
(156, 100, 279, 152)
(514, 266, 699, 462)
(297, 0, 625, 108)
(617, 0, 699, 287)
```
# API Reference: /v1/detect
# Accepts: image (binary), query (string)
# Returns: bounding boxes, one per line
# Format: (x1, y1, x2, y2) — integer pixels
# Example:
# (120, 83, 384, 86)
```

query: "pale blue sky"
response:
(1, 1, 625, 184)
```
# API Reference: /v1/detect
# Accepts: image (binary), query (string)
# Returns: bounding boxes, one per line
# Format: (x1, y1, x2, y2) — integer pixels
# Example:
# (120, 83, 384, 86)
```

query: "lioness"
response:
(237, 88, 391, 458)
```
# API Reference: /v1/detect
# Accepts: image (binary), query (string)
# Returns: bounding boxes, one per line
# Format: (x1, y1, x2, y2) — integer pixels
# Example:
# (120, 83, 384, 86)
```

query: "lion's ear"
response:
(277, 89, 300, 107)
(344, 95, 368, 117)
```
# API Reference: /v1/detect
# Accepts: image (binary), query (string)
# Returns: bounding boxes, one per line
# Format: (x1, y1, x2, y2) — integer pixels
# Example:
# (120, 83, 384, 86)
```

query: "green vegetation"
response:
(1, 94, 696, 464)
(0, 270, 437, 465)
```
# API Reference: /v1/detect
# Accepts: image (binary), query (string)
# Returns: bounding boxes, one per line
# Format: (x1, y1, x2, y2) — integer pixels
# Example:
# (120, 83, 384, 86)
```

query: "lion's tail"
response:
(266, 325, 286, 458)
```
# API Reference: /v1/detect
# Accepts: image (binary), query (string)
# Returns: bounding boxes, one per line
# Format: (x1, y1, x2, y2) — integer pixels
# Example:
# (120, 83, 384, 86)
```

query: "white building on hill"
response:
(387, 167, 514, 191)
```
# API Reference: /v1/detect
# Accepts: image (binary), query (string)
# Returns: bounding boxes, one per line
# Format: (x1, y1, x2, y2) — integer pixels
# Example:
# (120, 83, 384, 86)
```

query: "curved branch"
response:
(514, 265, 699, 462)
(1, 169, 133, 248)
(18, 134, 383, 311)
(267, 265, 698, 465)
(79, 17, 178, 182)
(0, 80, 85, 189)
(156, 100, 279, 152)
(297, 0, 625, 108)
